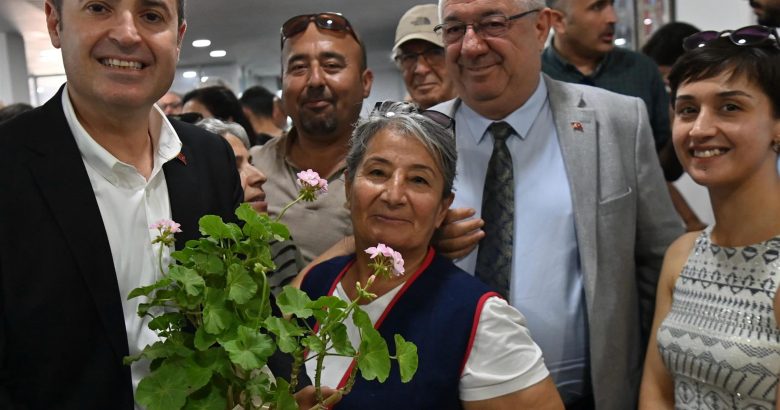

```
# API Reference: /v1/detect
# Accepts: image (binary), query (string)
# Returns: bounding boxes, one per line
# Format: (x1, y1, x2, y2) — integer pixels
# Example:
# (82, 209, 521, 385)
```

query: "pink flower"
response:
(296, 169, 328, 202)
(150, 219, 181, 247)
(364, 243, 405, 277)
(365, 244, 394, 259)
(149, 219, 182, 233)
(391, 251, 405, 275)
(297, 169, 328, 193)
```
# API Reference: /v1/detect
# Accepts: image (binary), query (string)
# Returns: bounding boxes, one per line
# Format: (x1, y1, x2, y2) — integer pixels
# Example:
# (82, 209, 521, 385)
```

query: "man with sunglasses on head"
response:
(251, 13, 373, 266)
(392, 4, 457, 110)
(431, 0, 683, 409)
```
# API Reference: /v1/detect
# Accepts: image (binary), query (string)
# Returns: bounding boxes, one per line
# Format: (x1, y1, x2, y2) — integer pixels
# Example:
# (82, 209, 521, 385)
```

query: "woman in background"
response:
(183, 85, 259, 145)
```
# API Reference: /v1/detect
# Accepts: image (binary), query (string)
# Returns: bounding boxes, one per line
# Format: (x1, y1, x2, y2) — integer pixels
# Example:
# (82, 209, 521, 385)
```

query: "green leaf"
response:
(221, 326, 275, 371)
(309, 295, 349, 311)
(235, 202, 259, 224)
(330, 323, 357, 357)
(171, 248, 193, 264)
(352, 307, 373, 331)
(226, 263, 257, 304)
(183, 384, 226, 410)
(198, 215, 230, 239)
(276, 286, 313, 318)
(135, 366, 189, 410)
(264, 317, 304, 354)
(357, 327, 390, 382)
(192, 253, 224, 276)
(301, 335, 326, 355)
(148, 312, 185, 334)
(136, 357, 212, 410)
(269, 221, 291, 242)
(394, 335, 418, 383)
(193, 326, 217, 351)
(202, 289, 232, 335)
(128, 277, 173, 300)
(246, 370, 274, 404)
(273, 379, 298, 410)
(168, 266, 206, 296)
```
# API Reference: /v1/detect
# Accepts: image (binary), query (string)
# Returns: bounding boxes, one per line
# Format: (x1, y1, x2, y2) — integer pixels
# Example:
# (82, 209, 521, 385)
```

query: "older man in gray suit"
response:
(432, 0, 683, 409)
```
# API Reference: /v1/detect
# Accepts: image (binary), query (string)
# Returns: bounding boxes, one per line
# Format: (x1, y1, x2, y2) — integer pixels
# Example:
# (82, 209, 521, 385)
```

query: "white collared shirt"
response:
(62, 87, 182, 407)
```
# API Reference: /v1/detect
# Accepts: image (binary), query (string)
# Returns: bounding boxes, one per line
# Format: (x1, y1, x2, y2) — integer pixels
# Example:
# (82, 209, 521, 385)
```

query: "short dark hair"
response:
(641, 22, 700, 66)
(667, 37, 780, 118)
(182, 86, 258, 143)
(52, 0, 186, 27)
(239, 86, 277, 118)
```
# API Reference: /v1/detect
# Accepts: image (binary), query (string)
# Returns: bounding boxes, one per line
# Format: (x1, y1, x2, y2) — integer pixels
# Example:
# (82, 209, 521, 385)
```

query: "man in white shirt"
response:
(0, 1, 246, 408)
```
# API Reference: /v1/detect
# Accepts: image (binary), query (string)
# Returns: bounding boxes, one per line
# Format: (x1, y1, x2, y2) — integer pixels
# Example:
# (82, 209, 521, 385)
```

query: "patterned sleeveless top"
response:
(657, 227, 780, 409)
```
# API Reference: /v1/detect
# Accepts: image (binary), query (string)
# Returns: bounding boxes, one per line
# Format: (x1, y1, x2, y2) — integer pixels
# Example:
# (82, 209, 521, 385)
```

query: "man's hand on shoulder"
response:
(433, 207, 485, 260)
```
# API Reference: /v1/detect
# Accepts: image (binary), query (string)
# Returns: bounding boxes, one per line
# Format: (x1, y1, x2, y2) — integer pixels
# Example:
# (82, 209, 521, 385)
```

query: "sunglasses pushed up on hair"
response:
(280, 13, 359, 48)
(683, 25, 780, 51)
(372, 100, 455, 130)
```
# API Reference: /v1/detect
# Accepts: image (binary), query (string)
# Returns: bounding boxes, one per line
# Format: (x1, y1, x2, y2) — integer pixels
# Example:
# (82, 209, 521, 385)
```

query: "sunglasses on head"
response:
(683, 25, 780, 51)
(372, 100, 454, 130)
(280, 13, 359, 48)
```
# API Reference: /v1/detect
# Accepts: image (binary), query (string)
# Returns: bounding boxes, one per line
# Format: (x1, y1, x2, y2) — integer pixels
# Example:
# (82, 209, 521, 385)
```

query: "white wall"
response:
(675, 0, 754, 31)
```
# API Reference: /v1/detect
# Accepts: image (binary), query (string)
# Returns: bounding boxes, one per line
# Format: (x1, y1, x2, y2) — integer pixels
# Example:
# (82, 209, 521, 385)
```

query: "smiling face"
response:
(346, 127, 453, 259)
(673, 71, 780, 190)
(442, 0, 551, 119)
(398, 40, 456, 110)
(45, 0, 185, 114)
(281, 23, 373, 143)
(223, 133, 268, 213)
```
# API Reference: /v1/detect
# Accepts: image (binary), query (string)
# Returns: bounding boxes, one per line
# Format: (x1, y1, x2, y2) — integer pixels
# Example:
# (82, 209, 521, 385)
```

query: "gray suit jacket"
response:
(435, 75, 683, 410)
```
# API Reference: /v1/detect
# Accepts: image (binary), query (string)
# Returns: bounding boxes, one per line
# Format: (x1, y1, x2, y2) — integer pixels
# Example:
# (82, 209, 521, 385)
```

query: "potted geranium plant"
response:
(125, 170, 418, 409)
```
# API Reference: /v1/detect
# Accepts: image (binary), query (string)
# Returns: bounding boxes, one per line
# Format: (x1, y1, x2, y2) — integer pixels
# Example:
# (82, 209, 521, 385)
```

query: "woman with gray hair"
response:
(195, 117, 303, 294)
(298, 101, 563, 409)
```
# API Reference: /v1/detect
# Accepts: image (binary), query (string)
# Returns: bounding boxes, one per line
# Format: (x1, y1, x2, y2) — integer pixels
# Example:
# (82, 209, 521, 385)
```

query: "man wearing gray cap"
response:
(393, 4, 456, 109)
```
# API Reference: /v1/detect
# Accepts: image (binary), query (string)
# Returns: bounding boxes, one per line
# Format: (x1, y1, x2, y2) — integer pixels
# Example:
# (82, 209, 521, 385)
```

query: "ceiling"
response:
(0, 0, 429, 77)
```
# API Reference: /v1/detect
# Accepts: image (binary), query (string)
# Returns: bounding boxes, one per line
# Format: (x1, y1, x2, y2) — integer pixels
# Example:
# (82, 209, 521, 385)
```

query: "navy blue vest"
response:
(301, 249, 496, 410)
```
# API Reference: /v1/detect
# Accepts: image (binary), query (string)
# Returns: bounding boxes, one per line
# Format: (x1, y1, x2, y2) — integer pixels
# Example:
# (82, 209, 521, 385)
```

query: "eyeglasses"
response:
(433, 9, 541, 45)
(280, 13, 359, 48)
(682, 25, 780, 51)
(394, 47, 446, 71)
(372, 100, 454, 130)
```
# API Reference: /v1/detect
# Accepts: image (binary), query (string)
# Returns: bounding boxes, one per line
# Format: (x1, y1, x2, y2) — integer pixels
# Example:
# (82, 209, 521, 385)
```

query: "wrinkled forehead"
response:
(440, 0, 518, 21)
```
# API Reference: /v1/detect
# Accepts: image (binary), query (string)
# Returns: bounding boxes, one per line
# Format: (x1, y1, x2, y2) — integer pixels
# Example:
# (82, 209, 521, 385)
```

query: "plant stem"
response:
(289, 348, 303, 394)
(275, 194, 304, 222)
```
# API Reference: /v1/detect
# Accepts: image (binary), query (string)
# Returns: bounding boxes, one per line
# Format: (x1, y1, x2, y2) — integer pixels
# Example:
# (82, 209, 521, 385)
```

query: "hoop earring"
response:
(773, 141, 780, 153)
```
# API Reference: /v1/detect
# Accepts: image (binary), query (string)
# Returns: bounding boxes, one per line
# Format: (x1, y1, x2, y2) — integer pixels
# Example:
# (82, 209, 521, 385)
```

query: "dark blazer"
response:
(0, 88, 242, 409)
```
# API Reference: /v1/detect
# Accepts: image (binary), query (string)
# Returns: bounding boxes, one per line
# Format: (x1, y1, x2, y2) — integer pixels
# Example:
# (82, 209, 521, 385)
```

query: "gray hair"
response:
(345, 101, 456, 197)
(438, 0, 546, 20)
(195, 117, 251, 149)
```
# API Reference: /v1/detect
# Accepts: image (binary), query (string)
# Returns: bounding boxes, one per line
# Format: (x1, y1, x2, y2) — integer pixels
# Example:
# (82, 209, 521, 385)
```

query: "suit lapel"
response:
(163, 126, 203, 246)
(545, 76, 599, 312)
(25, 90, 129, 360)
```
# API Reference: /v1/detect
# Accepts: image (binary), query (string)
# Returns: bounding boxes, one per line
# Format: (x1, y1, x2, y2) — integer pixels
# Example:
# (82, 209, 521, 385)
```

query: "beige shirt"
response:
(250, 129, 352, 264)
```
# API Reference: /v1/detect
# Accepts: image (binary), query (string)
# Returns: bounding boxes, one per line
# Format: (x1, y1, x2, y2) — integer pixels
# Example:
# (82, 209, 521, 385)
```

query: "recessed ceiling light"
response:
(192, 39, 211, 48)
(183, 71, 197, 78)
(209, 50, 227, 58)
(614, 38, 627, 46)
(200, 76, 209, 83)
(643, 18, 653, 26)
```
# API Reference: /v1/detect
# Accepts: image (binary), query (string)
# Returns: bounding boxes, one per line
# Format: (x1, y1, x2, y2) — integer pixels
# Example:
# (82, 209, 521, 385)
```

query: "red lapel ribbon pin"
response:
(177, 152, 187, 165)
(570, 121, 584, 132)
